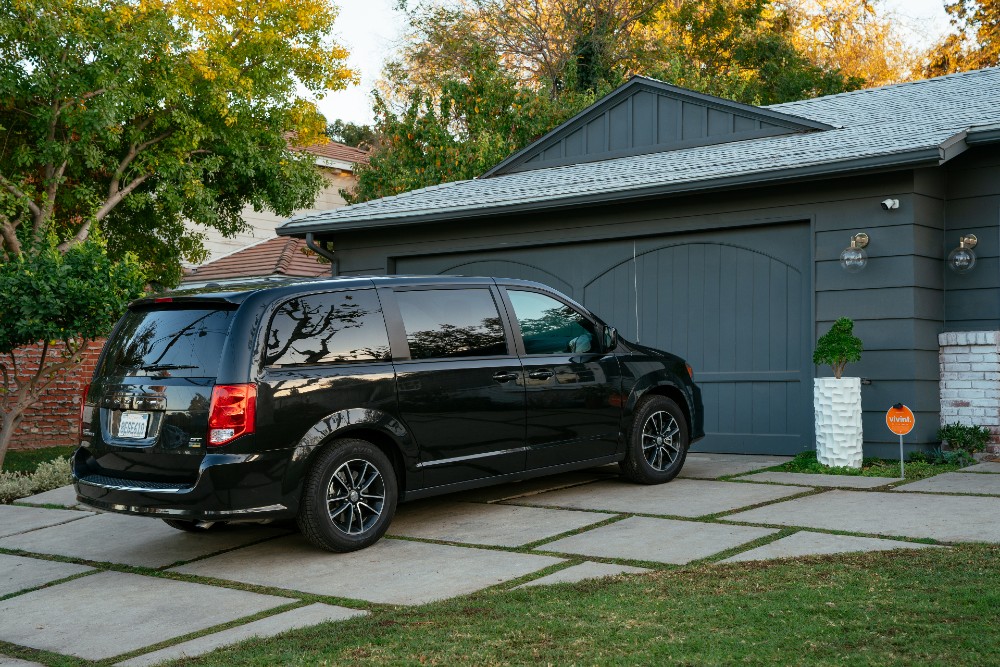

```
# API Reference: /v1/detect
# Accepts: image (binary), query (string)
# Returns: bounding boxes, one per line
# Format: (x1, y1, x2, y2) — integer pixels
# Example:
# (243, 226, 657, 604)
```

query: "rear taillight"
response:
(686, 364, 694, 379)
(79, 383, 90, 437)
(208, 383, 257, 446)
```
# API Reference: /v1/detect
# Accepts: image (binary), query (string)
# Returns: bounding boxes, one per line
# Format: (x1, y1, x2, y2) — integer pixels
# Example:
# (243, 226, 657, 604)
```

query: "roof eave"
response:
(278, 146, 947, 238)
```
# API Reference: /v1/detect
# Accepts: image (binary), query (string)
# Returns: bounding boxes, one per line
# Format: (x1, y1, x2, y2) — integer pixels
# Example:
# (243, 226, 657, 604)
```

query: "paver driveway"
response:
(2, 452, 999, 666)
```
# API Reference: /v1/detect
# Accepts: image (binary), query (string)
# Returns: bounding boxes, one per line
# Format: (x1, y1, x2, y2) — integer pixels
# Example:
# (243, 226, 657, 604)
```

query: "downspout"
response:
(305, 233, 339, 277)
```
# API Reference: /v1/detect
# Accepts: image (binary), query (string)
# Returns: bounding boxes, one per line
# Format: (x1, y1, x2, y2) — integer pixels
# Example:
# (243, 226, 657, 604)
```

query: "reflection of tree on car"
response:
(517, 306, 596, 354)
(406, 317, 505, 359)
(266, 294, 389, 366)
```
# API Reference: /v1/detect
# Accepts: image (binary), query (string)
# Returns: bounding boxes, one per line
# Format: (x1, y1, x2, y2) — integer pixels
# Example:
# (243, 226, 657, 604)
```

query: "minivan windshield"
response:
(99, 306, 236, 378)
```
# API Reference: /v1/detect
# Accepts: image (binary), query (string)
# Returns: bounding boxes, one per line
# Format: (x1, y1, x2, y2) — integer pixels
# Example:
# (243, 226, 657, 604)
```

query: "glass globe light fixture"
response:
(840, 232, 869, 273)
(948, 234, 978, 274)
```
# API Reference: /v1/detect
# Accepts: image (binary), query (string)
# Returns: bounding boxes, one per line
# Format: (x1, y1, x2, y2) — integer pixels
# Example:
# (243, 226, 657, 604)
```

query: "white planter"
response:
(814, 377, 863, 468)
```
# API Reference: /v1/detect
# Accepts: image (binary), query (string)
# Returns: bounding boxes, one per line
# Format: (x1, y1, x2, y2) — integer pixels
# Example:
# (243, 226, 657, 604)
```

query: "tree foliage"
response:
(813, 317, 863, 379)
(0, 0, 355, 285)
(347, 0, 862, 204)
(924, 0, 1000, 76)
(327, 120, 379, 150)
(0, 236, 145, 468)
(780, 0, 917, 87)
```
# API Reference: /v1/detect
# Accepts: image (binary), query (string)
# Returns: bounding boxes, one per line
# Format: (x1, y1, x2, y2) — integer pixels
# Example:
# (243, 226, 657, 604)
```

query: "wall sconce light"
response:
(948, 234, 978, 273)
(840, 232, 869, 273)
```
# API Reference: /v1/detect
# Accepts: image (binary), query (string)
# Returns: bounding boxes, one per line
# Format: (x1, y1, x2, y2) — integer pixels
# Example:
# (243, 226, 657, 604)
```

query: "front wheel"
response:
(297, 438, 398, 552)
(620, 396, 689, 484)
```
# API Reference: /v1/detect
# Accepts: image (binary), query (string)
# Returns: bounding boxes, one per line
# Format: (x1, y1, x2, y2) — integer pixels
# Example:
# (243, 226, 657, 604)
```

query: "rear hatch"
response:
(80, 303, 237, 484)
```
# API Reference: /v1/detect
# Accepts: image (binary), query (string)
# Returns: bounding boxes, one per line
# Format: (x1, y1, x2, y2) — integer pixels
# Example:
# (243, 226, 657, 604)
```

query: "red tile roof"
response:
(300, 140, 371, 165)
(182, 237, 330, 283)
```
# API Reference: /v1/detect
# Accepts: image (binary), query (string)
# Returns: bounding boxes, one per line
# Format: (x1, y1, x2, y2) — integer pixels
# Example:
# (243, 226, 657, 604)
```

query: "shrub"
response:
(0, 457, 72, 504)
(909, 447, 976, 467)
(813, 317, 863, 379)
(937, 422, 992, 454)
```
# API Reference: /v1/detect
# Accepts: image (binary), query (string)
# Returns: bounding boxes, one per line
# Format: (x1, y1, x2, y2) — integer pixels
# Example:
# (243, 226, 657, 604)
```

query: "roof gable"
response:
(483, 76, 834, 177)
(183, 236, 328, 283)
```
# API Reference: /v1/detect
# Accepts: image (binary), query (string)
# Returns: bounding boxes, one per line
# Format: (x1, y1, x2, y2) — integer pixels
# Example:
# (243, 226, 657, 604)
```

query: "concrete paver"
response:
(892, 472, 1000, 496)
(723, 490, 1000, 542)
(115, 603, 367, 667)
(453, 472, 609, 503)
(173, 535, 564, 605)
(0, 505, 92, 539)
(0, 571, 290, 661)
(539, 516, 777, 564)
(960, 462, 1000, 473)
(739, 472, 901, 488)
(0, 554, 93, 598)
(0, 513, 290, 568)
(719, 531, 941, 563)
(14, 485, 81, 509)
(516, 562, 652, 588)
(388, 500, 613, 547)
(680, 453, 792, 479)
(521, 478, 806, 517)
(0, 656, 46, 667)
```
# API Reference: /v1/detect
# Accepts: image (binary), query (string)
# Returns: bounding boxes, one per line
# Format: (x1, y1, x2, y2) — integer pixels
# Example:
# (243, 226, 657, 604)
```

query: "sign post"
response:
(885, 404, 915, 478)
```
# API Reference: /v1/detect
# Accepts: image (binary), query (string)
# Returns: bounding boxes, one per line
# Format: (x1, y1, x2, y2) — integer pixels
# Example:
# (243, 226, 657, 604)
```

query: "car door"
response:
(385, 284, 526, 488)
(500, 287, 623, 469)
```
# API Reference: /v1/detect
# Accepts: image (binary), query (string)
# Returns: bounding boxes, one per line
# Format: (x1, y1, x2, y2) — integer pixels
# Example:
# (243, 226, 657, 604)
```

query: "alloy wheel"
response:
(326, 459, 386, 535)
(641, 410, 681, 471)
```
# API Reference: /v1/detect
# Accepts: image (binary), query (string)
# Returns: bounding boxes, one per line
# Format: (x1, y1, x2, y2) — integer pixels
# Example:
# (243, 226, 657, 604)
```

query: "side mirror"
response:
(604, 326, 618, 351)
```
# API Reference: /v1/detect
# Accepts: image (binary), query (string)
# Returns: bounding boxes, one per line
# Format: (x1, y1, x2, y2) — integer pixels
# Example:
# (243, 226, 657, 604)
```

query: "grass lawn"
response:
(769, 450, 970, 481)
(170, 544, 999, 666)
(1, 446, 74, 473)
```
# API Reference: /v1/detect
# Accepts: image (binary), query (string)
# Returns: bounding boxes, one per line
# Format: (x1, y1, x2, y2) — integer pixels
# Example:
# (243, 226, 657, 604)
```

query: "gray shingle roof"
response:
(280, 68, 1000, 235)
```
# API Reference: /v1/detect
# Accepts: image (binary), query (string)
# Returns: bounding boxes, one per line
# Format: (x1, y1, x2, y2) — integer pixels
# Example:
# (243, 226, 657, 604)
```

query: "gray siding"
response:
(943, 151, 1000, 331)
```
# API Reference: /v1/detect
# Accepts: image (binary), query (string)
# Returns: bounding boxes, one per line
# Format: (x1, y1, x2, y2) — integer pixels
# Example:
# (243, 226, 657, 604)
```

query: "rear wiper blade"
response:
(139, 364, 198, 371)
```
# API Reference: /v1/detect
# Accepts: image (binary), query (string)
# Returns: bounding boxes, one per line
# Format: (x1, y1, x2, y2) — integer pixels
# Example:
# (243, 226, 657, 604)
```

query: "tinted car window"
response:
(507, 290, 598, 355)
(265, 289, 390, 366)
(100, 307, 235, 378)
(396, 288, 507, 359)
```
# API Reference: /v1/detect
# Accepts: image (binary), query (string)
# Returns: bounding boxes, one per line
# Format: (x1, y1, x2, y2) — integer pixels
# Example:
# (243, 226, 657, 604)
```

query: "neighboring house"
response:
(181, 235, 329, 286)
(279, 68, 1000, 457)
(193, 140, 369, 263)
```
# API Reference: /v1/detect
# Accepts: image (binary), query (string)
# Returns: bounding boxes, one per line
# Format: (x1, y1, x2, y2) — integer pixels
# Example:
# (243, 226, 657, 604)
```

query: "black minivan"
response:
(75, 276, 703, 552)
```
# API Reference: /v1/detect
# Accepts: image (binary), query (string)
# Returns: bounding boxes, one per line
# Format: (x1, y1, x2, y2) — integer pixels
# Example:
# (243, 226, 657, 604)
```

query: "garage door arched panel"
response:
(436, 260, 575, 297)
(584, 242, 809, 455)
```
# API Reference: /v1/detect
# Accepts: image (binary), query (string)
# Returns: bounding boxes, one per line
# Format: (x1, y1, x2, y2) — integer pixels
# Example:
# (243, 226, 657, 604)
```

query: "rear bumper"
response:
(73, 448, 300, 521)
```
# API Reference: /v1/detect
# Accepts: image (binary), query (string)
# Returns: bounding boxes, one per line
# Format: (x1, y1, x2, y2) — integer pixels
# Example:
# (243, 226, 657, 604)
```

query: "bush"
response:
(937, 423, 992, 454)
(813, 317, 863, 379)
(0, 457, 72, 504)
(909, 448, 976, 467)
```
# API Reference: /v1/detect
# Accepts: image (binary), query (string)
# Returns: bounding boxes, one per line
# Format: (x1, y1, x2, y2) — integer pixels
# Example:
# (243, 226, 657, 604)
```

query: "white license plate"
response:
(118, 412, 150, 439)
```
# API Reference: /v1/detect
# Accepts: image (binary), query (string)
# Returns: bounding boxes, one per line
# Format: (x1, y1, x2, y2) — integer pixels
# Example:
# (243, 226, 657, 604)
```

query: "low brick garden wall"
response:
(939, 331, 1000, 454)
(6, 340, 104, 451)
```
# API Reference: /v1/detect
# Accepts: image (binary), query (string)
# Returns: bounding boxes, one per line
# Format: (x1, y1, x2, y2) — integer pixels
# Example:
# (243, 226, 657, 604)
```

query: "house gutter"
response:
(305, 232, 339, 276)
(279, 137, 971, 238)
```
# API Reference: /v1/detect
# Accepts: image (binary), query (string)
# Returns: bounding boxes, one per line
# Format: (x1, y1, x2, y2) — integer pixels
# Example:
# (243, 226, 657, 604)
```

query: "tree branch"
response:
(0, 216, 22, 257)
(37, 159, 68, 237)
(0, 174, 42, 220)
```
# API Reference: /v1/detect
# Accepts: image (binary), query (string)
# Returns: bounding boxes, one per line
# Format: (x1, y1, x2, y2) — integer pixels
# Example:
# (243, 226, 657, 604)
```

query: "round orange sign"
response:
(886, 404, 915, 435)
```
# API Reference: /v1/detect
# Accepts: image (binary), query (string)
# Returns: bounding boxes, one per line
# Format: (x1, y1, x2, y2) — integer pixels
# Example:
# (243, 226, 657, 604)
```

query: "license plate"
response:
(118, 412, 150, 439)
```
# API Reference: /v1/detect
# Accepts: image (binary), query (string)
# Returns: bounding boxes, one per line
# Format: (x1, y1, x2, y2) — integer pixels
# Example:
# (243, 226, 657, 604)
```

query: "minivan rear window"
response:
(99, 307, 235, 378)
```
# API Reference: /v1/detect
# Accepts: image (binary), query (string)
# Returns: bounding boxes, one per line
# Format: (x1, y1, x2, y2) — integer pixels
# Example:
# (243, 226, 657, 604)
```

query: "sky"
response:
(316, 0, 956, 127)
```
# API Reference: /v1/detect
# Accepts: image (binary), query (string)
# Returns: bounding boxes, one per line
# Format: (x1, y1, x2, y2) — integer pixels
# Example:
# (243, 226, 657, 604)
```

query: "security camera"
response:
(880, 198, 899, 210)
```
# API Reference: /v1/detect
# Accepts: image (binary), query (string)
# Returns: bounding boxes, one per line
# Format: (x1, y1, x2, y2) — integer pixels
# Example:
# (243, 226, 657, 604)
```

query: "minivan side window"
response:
(395, 288, 507, 359)
(507, 290, 598, 355)
(265, 289, 390, 367)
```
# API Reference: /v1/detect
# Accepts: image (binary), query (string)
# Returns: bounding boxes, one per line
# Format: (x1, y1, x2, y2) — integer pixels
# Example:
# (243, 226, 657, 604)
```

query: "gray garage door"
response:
(394, 223, 812, 455)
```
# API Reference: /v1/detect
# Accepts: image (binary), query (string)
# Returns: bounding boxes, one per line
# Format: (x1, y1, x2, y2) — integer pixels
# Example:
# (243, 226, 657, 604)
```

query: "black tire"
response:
(620, 396, 689, 484)
(297, 438, 398, 553)
(162, 519, 226, 532)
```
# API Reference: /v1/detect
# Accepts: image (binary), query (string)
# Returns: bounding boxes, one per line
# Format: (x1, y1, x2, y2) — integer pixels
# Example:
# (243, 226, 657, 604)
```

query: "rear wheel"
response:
(620, 396, 689, 484)
(297, 438, 398, 553)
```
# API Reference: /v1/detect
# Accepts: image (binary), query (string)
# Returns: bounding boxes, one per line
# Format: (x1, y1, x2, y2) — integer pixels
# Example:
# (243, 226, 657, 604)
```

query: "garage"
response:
(393, 221, 812, 455)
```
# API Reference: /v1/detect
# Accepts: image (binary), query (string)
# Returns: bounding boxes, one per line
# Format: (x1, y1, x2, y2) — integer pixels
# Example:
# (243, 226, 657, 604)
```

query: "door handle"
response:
(527, 370, 554, 380)
(492, 371, 518, 383)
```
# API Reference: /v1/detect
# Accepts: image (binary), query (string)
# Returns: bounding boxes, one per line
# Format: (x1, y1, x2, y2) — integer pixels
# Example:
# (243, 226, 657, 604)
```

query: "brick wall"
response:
(5, 340, 105, 451)
(938, 331, 1000, 453)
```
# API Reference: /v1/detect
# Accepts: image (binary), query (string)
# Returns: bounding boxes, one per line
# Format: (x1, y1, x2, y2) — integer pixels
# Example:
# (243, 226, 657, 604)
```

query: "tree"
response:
(0, 0, 356, 286)
(924, 0, 1000, 76)
(779, 0, 917, 87)
(0, 237, 145, 469)
(327, 120, 379, 150)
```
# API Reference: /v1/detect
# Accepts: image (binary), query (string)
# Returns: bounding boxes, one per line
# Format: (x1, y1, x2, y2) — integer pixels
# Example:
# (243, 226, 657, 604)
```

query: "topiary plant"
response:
(813, 317, 863, 379)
